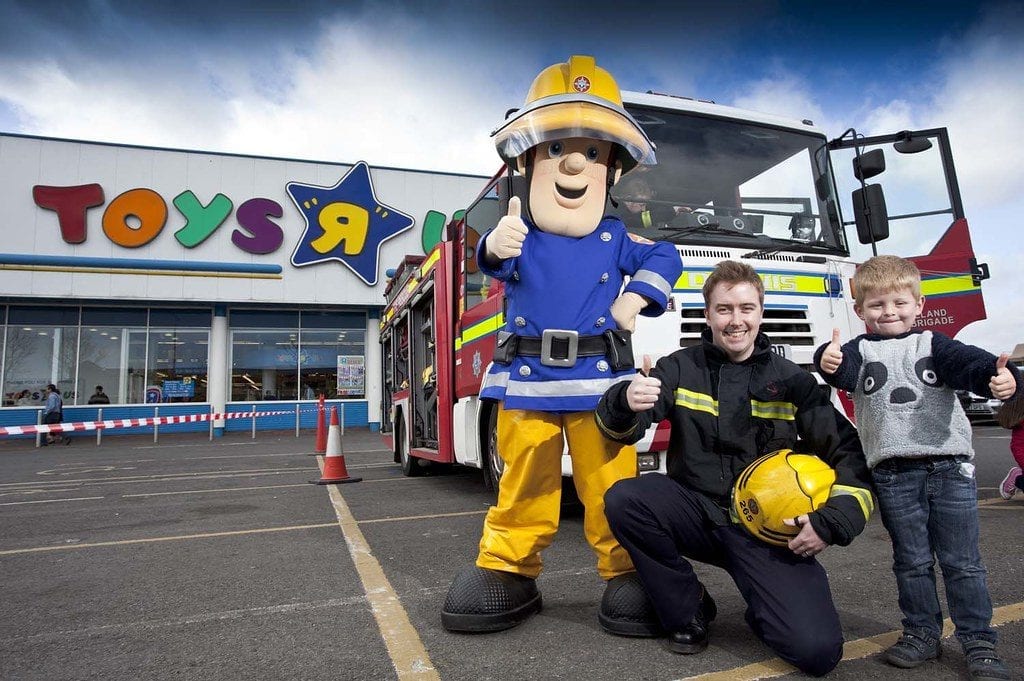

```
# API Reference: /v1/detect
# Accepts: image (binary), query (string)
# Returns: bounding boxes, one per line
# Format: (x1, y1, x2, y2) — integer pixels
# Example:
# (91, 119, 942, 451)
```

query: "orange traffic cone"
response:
(310, 407, 362, 484)
(312, 395, 327, 455)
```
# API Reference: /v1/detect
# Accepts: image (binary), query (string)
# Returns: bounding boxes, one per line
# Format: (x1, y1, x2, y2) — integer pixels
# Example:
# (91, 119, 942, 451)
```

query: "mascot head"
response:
(491, 55, 655, 237)
(732, 449, 836, 547)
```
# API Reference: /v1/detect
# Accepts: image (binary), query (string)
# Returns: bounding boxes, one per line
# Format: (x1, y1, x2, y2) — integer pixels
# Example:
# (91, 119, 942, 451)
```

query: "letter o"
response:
(103, 188, 167, 247)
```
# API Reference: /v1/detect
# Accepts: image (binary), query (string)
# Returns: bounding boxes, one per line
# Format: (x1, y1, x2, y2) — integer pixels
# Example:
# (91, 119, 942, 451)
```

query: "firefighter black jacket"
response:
(595, 329, 874, 546)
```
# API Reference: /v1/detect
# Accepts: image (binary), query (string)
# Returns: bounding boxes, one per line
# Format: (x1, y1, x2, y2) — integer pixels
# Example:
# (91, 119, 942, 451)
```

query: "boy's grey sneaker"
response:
(883, 632, 941, 668)
(965, 640, 1010, 681)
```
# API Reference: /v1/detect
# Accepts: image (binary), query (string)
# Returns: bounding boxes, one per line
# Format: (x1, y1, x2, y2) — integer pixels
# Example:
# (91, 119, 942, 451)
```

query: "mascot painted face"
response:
(441, 55, 681, 636)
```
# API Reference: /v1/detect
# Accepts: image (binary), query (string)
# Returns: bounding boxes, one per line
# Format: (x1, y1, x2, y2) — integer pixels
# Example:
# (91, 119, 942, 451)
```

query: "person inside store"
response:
(87, 385, 110, 405)
(596, 260, 874, 677)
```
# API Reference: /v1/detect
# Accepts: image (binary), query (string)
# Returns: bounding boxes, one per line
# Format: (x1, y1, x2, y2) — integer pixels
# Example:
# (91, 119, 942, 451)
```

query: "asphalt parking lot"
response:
(1, 425, 1022, 680)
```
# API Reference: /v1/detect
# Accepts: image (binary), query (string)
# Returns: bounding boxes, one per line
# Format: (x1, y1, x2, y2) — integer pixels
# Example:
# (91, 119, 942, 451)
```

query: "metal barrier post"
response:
(97, 408, 103, 446)
(295, 402, 300, 438)
(36, 408, 43, 448)
(340, 402, 345, 435)
(251, 403, 256, 439)
(154, 406, 160, 443)
(209, 404, 214, 441)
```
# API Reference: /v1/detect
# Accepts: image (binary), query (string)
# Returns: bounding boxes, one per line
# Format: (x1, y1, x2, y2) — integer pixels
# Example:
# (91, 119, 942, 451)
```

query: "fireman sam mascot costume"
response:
(441, 55, 682, 634)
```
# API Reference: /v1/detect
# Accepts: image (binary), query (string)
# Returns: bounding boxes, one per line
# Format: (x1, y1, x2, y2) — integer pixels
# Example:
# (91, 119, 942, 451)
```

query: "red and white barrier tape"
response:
(0, 409, 303, 437)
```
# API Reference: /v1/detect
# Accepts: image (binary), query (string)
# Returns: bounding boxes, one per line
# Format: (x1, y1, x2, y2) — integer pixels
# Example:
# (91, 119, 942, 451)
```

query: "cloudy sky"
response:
(1, 0, 1021, 355)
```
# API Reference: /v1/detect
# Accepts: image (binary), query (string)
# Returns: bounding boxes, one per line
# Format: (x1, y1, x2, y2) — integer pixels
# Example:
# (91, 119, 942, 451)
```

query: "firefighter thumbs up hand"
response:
(485, 196, 529, 262)
(989, 352, 1017, 400)
(819, 328, 844, 375)
(626, 355, 661, 412)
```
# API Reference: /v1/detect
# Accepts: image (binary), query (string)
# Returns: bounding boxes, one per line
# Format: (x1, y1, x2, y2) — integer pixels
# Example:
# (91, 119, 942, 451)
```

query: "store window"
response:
(2, 307, 78, 406)
(228, 309, 365, 401)
(147, 330, 210, 403)
(78, 308, 147, 405)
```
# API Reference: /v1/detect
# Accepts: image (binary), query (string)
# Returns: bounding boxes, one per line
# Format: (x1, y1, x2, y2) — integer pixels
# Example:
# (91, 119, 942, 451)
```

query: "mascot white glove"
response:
(485, 196, 529, 262)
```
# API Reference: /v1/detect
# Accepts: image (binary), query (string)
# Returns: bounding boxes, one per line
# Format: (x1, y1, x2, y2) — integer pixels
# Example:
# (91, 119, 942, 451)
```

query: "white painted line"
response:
(0, 496, 104, 506)
(123, 483, 309, 498)
(0, 522, 337, 556)
(0, 597, 365, 645)
(323, 480, 439, 679)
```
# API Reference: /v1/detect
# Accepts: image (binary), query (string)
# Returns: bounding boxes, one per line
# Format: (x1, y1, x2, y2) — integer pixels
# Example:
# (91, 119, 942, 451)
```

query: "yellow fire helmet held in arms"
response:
(731, 449, 837, 547)
(491, 54, 656, 174)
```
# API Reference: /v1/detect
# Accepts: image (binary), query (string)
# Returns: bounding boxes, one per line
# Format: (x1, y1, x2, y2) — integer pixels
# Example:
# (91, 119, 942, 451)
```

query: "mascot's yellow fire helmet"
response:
(731, 449, 837, 547)
(491, 55, 656, 174)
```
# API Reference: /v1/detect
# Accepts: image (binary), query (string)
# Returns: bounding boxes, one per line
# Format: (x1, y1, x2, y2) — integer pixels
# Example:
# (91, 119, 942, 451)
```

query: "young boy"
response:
(815, 255, 1020, 681)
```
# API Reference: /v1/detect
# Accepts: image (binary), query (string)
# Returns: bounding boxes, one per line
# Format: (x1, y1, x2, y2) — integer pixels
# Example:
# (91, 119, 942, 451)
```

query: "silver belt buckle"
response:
(540, 329, 579, 367)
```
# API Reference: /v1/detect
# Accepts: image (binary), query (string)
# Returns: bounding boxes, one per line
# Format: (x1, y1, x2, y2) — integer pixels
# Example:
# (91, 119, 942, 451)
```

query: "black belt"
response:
(494, 328, 634, 370)
(517, 333, 608, 357)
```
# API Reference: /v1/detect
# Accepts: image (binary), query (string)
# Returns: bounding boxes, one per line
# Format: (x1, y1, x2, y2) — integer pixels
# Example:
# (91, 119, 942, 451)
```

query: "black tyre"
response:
(396, 416, 423, 477)
(484, 406, 504, 492)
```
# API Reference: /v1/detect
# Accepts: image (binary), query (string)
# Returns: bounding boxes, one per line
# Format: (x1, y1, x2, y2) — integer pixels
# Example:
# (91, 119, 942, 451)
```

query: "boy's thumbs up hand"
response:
(989, 352, 1017, 400)
(485, 196, 529, 261)
(820, 328, 844, 375)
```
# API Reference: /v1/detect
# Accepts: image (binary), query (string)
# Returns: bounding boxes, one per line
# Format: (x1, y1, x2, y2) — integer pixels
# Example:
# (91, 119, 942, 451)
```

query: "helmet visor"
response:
(493, 100, 656, 170)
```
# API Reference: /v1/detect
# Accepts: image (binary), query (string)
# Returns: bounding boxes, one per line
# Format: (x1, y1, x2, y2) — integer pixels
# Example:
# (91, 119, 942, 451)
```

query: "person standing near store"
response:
(87, 385, 110, 405)
(42, 383, 69, 445)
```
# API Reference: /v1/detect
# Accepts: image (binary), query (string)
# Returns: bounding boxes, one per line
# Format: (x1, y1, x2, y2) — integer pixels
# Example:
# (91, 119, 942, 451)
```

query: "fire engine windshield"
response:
(611, 107, 847, 255)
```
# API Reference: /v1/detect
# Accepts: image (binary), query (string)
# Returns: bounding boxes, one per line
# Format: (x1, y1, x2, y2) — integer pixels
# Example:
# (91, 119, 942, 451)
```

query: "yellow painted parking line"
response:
(0, 523, 337, 556)
(123, 483, 310, 498)
(0, 496, 104, 506)
(676, 602, 1024, 681)
(323, 479, 439, 679)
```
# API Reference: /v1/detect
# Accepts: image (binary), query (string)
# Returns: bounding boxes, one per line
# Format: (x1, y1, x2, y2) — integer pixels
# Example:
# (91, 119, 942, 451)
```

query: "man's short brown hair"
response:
(702, 260, 765, 305)
(852, 255, 921, 306)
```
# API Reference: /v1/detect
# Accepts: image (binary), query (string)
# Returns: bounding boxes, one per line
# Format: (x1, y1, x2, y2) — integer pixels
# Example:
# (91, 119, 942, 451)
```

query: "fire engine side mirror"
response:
(893, 131, 933, 154)
(853, 149, 885, 180)
(497, 174, 531, 223)
(852, 184, 889, 245)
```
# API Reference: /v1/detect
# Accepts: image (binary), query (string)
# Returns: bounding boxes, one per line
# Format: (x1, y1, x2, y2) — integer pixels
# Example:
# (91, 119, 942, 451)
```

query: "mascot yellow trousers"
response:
(476, 405, 637, 580)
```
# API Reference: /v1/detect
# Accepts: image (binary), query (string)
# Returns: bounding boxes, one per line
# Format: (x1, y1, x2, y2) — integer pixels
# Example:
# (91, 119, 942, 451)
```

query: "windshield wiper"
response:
(741, 239, 838, 259)
(659, 222, 760, 240)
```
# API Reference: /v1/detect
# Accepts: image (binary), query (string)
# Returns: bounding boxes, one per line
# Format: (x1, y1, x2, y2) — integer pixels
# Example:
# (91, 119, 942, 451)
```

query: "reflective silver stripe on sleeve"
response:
(630, 270, 672, 299)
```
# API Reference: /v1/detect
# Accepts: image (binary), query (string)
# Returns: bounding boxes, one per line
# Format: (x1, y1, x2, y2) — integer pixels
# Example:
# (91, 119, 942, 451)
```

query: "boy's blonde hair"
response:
(852, 255, 921, 306)
(702, 260, 765, 305)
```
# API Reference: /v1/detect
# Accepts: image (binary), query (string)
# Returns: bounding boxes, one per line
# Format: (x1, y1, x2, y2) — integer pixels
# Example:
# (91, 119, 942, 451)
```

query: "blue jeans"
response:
(872, 456, 995, 647)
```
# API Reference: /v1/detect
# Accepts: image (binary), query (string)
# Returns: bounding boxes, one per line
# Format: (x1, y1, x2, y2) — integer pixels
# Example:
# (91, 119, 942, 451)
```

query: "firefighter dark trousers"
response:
(605, 473, 844, 677)
(476, 404, 637, 580)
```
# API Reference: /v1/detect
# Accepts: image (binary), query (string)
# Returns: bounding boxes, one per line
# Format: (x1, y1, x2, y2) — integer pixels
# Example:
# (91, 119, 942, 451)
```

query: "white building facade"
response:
(0, 133, 486, 434)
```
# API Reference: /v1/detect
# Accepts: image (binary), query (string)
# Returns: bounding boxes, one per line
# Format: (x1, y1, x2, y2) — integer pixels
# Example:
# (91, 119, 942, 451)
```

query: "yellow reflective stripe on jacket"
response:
(749, 399, 796, 421)
(675, 388, 718, 416)
(830, 484, 874, 521)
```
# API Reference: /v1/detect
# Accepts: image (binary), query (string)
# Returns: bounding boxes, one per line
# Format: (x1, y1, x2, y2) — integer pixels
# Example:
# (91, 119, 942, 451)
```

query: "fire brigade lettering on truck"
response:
(675, 268, 843, 297)
(31, 161, 418, 286)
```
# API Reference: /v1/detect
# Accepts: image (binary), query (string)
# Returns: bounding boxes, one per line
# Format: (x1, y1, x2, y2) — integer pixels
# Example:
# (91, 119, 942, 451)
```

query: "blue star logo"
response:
(286, 161, 414, 285)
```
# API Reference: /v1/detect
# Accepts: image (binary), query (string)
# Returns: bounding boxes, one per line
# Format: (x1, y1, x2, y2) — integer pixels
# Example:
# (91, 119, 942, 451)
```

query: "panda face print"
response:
(860, 344, 944, 410)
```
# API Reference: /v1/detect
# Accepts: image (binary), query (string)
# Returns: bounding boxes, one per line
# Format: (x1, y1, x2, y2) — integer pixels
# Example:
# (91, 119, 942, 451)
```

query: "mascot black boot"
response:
(598, 571, 662, 637)
(441, 565, 542, 633)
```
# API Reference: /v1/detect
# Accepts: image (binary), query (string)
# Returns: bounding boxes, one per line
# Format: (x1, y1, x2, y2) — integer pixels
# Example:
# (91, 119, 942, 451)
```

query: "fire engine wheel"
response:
(397, 419, 424, 477)
(485, 407, 504, 491)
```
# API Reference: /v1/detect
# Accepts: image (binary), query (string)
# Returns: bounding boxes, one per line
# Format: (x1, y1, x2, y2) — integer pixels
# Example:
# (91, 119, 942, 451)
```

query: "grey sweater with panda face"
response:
(814, 330, 1021, 470)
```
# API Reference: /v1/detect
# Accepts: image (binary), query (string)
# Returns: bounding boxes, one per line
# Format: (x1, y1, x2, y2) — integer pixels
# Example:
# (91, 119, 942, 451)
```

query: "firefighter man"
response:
(442, 55, 683, 634)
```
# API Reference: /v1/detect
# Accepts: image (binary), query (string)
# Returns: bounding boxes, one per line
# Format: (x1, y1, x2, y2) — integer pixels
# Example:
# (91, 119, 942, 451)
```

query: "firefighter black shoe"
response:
(598, 571, 662, 637)
(665, 585, 717, 655)
(441, 565, 541, 633)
